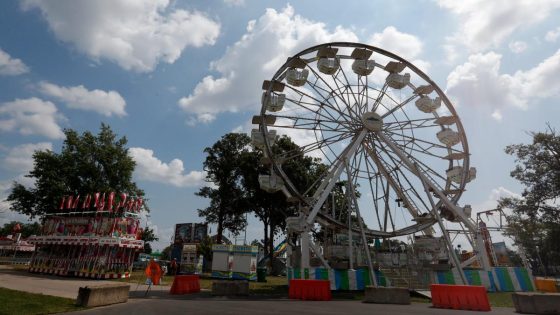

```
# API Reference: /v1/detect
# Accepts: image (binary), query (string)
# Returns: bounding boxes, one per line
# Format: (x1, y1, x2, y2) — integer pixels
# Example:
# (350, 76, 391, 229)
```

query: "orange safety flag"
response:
(145, 260, 162, 285)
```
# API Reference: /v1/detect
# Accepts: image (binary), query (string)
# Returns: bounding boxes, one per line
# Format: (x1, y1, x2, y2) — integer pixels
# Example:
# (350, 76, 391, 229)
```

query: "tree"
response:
(140, 226, 158, 254)
(196, 133, 250, 243)
(160, 244, 172, 261)
(0, 221, 42, 238)
(239, 135, 328, 263)
(499, 126, 560, 273)
(7, 124, 146, 219)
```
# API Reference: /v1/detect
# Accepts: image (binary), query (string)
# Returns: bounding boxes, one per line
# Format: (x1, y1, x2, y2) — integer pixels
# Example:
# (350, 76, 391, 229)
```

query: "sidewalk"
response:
(0, 266, 143, 299)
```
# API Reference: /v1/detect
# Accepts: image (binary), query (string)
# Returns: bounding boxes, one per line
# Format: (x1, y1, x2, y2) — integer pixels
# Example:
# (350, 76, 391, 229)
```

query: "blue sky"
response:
(1, 0, 559, 251)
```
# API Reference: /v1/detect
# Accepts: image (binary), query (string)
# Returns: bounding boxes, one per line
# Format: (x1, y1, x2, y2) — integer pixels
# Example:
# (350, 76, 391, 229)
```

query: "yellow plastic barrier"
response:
(534, 279, 558, 293)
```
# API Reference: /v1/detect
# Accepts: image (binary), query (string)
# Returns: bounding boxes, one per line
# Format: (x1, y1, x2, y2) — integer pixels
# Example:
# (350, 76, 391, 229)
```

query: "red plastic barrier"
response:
(431, 284, 491, 311)
(289, 279, 331, 301)
(170, 275, 201, 294)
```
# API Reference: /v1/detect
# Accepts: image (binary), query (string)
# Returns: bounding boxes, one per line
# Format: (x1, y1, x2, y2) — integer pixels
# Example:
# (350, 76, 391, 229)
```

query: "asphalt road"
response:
(67, 297, 518, 315)
(0, 267, 517, 315)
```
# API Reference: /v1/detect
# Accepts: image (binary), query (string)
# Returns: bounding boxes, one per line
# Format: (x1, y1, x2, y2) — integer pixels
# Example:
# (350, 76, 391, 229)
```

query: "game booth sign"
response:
(172, 223, 207, 274)
(27, 192, 144, 279)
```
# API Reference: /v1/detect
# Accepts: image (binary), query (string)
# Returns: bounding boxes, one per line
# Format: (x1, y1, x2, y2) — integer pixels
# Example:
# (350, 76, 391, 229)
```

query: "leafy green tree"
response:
(499, 126, 560, 273)
(196, 133, 250, 243)
(160, 244, 172, 260)
(140, 226, 158, 254)
(7, 124, 146, 219)
(0, 221, 42, 238)
(239, 135, 328, 262)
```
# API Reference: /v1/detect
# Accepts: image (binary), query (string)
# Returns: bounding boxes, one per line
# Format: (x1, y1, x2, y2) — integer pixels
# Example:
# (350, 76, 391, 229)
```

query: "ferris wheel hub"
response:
(361, 112, 383, 131)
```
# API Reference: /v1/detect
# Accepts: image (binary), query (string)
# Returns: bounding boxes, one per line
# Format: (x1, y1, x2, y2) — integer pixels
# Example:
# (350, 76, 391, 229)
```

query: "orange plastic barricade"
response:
(145, 260, 162, 285)
(170, 275, 201, 294)
(431, 284, 491, 311)
(534, 279, 558, 293)
(289, 279, 331, 301)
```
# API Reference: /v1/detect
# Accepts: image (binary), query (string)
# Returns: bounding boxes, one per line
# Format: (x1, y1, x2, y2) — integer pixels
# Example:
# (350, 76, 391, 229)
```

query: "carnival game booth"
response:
(27, 192, 144, 279)
(0, 236, 35, 265)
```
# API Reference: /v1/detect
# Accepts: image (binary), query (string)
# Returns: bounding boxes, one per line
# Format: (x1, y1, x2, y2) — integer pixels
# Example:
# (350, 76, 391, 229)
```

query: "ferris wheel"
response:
(251, 42, 486, 282)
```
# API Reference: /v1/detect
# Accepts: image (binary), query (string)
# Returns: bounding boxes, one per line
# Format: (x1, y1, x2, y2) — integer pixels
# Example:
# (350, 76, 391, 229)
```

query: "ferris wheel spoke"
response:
(305, 65, 360, 119)
(383, 129, 462, 153)
(276, 131, 355, 162)
(364, 142, 421, 220)
(381, 94, 419, 119)
(374, 141, 433, 213)
(371, 83, 389, 113)
(269, 114, 355, 133)
(383, 116, 442, 131)
(375, 135, 451, 191)
(284, 87, 353, 125)
(364, 152, 384, 230)
(374, 146, 424, 217)
(333, 62, 362, 111)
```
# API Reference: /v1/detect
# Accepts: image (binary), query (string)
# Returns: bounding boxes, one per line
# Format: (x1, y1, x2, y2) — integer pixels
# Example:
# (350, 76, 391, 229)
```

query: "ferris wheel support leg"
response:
(300, 229, 311, 269)
(344, 159, 378, 287)
(415, 162, 468, 285)
(474, 233, 492, 271)
(305, 129, 368, 226)
(375, 131, 477, 232)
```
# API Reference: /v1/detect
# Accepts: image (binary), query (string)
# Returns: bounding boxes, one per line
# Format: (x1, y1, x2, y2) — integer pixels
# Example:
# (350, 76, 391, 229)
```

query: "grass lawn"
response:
(0, 287, 84, 315)
(487, 292, 514, 307)
(115, 270, 289, 294)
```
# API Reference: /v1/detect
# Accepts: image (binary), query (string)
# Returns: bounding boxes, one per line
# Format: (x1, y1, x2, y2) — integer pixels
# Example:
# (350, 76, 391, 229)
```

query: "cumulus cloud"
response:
(508, 41, 527, 54)
(129, 147, 205, 187)
(472, 186, 521, 216)
(21, 0, 220, 72)
(0, 48, 29, 75)
(39, 81, 126, 116)
(446, 49, 560, 120)
(368, 26, 429, 72)
(3, 142, 53, 173)
(0, 97, 64, 139)
(178, 5, 358, 124)
(438, 0, 560, 51)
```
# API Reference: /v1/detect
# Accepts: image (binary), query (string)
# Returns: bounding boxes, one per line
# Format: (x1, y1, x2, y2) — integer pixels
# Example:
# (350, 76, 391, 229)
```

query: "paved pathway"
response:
(0, 266, 119, 299)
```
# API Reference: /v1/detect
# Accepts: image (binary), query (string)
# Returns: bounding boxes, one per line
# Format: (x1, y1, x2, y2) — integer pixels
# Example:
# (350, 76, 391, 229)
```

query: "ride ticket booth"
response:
(211, 244, 233, 279)
(231, 245, 258, 281)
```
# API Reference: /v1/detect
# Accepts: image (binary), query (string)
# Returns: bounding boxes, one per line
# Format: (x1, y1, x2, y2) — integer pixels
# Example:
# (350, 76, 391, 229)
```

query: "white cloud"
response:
(3, 142, 53, 173)
(0, 97, 64, 139)
(224, 0, 245, 6)
(368, 26, 429, 72)
(545, 27, 560, 42)
(178, 5, 358, 124)
(0, 48, 29, 75)
(472, 186, 521, 215)
(438, 0, 560, 51)
(508, 41, 527, 54)
(21, 0, 220, 72)
(491, 110, 503, 121)
(129, 147, 205, 187)
(39, 81, 126, 117)
(446, 49, 560, 118)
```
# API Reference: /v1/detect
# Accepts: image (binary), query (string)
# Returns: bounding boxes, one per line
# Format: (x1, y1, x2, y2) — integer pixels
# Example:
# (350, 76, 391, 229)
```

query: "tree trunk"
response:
(268, 221, 274, 269)
(263, 220, 269, 256)
(217, 210, 224, 244)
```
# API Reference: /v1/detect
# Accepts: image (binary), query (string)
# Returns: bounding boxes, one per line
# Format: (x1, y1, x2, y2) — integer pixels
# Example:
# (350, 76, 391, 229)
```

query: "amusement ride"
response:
(251, 42, 494, 287)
